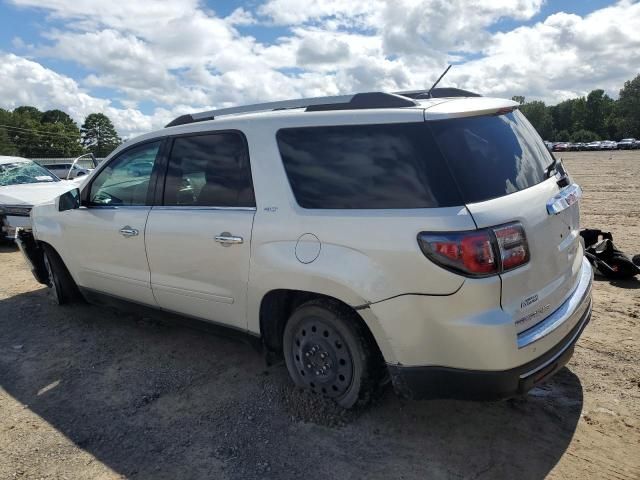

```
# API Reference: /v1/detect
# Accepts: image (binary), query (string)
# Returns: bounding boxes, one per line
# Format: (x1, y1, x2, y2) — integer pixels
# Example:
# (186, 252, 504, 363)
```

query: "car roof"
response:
(0, 155, 31, 165)
(116, 94, 517, 156)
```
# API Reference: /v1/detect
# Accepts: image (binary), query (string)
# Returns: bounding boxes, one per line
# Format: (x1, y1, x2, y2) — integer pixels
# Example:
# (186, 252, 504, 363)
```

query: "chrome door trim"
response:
(85, 205, 151, 210)
(152, 206, 257, 212)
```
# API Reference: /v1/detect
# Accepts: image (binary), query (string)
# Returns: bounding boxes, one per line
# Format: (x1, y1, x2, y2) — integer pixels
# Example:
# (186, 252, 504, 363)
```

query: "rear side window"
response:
(428, 110, 553, 204)
(163, 132, 255, 207)
(276, 123, 461, 209)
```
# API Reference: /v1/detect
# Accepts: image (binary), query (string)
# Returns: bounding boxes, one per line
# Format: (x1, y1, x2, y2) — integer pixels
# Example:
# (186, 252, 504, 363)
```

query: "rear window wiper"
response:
(545, 156, 568, 178)
(546, 156, 570, 186)
(545, 156, 559, 178)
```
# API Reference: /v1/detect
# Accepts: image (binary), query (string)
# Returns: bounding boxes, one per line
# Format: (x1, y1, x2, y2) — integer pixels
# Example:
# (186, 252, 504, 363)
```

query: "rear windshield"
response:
(276, 123, 462, 209)
(276, 110, 552, 209)
(428, 110, 553, 204)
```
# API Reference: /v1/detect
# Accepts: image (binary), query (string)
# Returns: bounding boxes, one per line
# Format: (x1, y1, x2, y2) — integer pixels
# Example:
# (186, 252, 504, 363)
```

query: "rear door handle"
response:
(119, 226, 139, 237)
(215, 232, 243, 246)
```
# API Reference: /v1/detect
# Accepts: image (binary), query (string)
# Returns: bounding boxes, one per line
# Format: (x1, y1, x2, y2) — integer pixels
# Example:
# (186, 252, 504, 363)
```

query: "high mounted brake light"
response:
(418, 221, 529, 277)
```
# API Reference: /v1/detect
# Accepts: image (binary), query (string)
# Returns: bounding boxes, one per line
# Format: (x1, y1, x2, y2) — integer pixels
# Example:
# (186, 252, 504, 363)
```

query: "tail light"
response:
(418, 222, 529, 277)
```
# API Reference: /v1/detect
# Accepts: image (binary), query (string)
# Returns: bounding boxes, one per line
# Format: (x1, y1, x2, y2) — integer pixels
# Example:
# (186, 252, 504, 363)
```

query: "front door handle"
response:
(119, 226, 139, 237)
(215, 232, 243, 246)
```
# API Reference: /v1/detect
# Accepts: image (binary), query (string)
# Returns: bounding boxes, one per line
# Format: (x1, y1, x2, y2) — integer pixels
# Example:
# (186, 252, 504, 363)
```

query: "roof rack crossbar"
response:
(165, 92, 418, 128)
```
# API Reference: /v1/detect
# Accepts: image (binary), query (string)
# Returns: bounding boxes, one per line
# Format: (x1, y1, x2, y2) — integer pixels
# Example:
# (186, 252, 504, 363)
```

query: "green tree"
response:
(511, 95, 525, 105)
(41, 109, 76, 126)
(570, 129, 600, 142)
(13, 106, 43, 122)
(550, 99, 575, 135)
(616, 74, 640, 138)
(81, 113, 121, 157)
(585, 89, 615, 138)
(0, 127, 18, 155)
(8, 113, 42, 157)
(520, 100, 554, 139)
(555, 130, 571, 141)
(570, 97, 588, 132)
(0, 106, 83, 157)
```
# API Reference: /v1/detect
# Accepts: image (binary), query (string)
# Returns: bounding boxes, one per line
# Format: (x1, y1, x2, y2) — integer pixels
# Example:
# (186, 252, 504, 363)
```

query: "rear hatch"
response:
(427, 108, 582, 333)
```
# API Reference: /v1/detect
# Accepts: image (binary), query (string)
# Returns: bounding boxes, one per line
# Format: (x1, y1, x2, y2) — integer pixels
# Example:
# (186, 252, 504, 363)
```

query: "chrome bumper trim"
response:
(519, 298, 591, 379)
(517, 257, 593, 349)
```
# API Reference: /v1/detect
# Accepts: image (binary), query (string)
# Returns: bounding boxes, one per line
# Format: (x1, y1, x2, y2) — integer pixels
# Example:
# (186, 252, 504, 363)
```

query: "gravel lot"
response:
(1, 150, 639, 480)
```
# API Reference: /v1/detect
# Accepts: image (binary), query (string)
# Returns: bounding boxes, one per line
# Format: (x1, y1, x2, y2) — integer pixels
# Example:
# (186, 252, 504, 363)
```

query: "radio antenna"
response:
(427, 65, 452, 97)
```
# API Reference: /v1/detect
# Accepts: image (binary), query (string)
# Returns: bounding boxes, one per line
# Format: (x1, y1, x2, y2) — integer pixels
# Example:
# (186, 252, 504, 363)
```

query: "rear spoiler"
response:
(424, 97, 519, 121)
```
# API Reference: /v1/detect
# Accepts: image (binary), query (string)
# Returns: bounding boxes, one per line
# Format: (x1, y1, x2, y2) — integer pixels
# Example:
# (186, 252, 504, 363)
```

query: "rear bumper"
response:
(388, 298, 591, 400)
(386, 258, 593, 400)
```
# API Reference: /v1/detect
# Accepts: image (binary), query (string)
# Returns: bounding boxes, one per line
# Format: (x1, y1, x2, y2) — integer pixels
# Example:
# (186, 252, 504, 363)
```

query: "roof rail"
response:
(395, 87, 481, 99)
(165, 92, 418, 128)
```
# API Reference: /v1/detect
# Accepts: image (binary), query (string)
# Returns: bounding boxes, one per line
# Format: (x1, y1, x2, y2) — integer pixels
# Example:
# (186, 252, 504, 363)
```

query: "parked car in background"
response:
(42, 162, 92, 179)
(17, 90, 593, 408)
(600, 140, 617, 150)
(634, 140, 640, 149)
(585, 141, 602, 150)
(0, 156, 76, 241)
(617, 138, 637, 150)
(552, 142, 570, 152)
(544, 141, 553, 151)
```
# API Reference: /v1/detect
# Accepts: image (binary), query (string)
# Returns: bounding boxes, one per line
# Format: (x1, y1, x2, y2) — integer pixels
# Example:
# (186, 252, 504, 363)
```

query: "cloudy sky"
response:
(0, 0, 638, 138)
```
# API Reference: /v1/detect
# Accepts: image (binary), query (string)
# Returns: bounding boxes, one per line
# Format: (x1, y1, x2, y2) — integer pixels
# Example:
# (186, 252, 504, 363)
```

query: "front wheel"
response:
(283, 299, 380, 408)
(42, 245, 80, 305)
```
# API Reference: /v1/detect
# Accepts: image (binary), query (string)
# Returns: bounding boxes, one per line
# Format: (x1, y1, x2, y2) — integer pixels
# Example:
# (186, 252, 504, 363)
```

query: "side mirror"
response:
(58, 188, 81, 211)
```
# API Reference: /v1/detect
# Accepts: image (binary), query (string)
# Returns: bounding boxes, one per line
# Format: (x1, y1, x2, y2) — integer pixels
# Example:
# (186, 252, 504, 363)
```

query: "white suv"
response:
(17, 89, 593, 408)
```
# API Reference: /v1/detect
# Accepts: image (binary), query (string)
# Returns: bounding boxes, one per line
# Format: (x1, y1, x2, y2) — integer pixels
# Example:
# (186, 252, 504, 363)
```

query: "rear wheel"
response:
(283, 299, 379, 408)
(42, 245, 80, 305)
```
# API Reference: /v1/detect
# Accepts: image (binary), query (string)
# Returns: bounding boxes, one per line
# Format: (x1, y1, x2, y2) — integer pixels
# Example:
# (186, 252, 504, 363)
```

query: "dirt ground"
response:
(1, 150, 639, 480)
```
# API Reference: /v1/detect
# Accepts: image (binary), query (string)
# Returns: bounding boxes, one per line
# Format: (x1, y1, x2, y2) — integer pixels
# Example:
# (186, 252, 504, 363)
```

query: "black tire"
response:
(283, 299, 380, 408)
(42, 245, 80, 305)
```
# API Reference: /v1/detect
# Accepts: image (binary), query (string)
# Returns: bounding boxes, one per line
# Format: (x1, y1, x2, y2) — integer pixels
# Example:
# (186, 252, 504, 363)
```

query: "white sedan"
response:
(0, 156, 84, 240)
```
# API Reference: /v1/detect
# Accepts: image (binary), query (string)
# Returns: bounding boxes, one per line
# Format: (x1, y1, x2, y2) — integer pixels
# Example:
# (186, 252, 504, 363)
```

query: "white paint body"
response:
(29, 97, 592, 371)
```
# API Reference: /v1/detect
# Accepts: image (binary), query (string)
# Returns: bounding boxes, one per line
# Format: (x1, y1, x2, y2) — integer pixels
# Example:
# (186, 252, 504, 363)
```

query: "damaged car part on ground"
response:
(17, 89, 593, 408)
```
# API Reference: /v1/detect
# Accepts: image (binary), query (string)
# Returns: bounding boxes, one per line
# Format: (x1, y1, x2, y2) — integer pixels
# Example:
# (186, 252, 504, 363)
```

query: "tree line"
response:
(515, 74, 640, 142)
(0, 107, 122, 158)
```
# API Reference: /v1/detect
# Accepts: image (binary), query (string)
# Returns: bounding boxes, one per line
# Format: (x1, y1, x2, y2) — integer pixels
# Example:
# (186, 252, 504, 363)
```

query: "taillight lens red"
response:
(418, 230, 498, 276)
(493, 223, 529, 271)
(418, 222, 529, 277)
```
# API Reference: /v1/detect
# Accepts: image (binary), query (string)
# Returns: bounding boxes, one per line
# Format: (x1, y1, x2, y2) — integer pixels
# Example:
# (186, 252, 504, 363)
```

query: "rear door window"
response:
(428, 110, 553, 204)
(163, 132, 255, 207)
(276, 123, 461, 209)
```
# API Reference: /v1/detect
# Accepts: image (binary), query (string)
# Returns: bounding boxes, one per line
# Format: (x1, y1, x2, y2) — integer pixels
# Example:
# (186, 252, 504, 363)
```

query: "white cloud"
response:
(2, 0, 639, 139)
(448, 0, 640, 102)
(0, 53, 174, 137)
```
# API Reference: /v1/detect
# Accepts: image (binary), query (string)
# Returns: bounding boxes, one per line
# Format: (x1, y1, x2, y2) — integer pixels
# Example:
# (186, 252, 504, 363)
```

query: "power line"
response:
(0, 123, 82, 139)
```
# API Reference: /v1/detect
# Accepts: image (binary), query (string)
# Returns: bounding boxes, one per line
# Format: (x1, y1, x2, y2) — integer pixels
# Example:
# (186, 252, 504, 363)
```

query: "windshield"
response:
(0, 161, 60, 187)
(428, 110, 554, 204)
